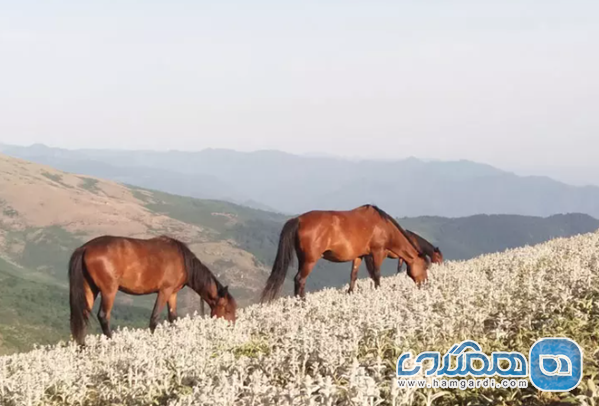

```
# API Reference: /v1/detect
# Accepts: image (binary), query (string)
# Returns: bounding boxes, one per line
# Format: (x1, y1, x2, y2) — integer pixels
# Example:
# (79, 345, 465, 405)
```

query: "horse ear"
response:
(434, 247, 440, 253)
(219, 285, 229, 297)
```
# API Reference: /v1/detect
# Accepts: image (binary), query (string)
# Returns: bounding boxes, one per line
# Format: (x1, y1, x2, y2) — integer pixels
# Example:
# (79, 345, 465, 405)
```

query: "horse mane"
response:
(361, 204, 424, 256)
(406, 229, 437, 256)
(161, 236, 226, 298)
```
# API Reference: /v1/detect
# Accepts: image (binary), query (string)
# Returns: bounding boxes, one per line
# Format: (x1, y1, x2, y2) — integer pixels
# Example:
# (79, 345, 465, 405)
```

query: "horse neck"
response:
(200, 279, 220, 307)
(187, 264, 220, 307)
(385, 223, 420, 262)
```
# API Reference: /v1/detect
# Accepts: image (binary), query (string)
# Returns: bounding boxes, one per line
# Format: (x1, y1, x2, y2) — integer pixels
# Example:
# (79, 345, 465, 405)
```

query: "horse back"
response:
(296, 207, 388, 258)
(81, 235, 187, 294)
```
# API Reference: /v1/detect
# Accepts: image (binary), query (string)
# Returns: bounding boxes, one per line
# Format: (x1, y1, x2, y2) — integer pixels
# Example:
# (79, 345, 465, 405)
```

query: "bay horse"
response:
(349, 230, 443, 292)
(260, 204, 429, 302)
(68, 235, 237, 346)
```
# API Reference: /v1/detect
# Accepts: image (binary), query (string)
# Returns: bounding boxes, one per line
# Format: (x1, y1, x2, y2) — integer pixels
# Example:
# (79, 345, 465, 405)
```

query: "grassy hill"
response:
(1, 230, 598, 405)
(1, 152, 598, 355)
(0, 153, 286, 354)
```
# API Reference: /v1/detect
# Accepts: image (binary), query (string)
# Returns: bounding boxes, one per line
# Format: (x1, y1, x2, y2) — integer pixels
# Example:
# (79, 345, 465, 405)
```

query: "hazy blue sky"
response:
(1, 1, 598, 175)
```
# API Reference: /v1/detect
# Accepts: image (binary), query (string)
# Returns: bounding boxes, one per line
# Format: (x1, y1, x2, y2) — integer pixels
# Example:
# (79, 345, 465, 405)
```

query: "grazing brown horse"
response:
(260, 204, 429, 302)
(349, 230, 443, 291)
(68, 235, 237, 346)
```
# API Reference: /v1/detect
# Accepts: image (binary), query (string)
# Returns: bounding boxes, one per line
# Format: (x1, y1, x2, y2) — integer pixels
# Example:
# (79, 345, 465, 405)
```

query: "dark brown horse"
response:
(68, 235, 237, 346)
(349, 230, 443, 291)
(394, 230, 443, 272)
(260, 204, 429, 302)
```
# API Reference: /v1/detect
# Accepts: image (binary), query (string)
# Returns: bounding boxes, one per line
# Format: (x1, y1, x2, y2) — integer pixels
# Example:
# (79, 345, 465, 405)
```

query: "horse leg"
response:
(167, 291, 179, 323)
(294, 259, 316, 300)
(397, 258, 404, 274)
(97, 288, 116, 339)
(150, 290, 170, 333)
(369, 250, 386, 289)
(84, 280, 99, 324)
(348, 257, 362, 294)
(363, 255, 377, 282)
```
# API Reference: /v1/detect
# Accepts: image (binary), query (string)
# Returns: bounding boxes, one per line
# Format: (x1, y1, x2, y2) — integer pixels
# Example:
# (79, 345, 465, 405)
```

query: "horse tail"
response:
(260, 217, 299, 303)
(69, 246, 89, 346)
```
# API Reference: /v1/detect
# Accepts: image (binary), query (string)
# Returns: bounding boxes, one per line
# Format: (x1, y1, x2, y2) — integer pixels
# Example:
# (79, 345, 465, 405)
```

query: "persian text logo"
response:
(529, 337, 583, 392)
(396, 340, 528, 380)
(396, 338, 583, 391)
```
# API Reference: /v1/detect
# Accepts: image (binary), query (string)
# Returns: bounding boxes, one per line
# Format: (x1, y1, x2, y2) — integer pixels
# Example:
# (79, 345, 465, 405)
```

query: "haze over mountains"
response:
(2, 143, 599, 218)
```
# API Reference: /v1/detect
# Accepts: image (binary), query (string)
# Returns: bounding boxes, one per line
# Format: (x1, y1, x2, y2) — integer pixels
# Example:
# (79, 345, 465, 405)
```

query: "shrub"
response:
(1, 231, 598, 405)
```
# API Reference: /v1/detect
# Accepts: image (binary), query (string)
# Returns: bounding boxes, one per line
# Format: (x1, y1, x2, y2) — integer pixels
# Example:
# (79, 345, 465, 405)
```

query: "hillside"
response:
(0, 257, 151, 355)
(2, 230, 598, 405)
(3, 143, 599, 218)
(1, 152, 598, 355)
(0, 153, 288, 353)
(398, 213, 599, 260)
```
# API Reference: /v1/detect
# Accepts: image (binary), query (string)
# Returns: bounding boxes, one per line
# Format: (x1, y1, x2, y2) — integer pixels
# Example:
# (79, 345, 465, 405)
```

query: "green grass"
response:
(2, 207, 18, 218)
(0, 260, 153, 355)
(223, 219, 286, 266)
(135, 187, 290, 266)
(5, 226, 85, 281)
(140, 189, 286, 234)
(40, 171, 73, 188)
(127, 184, 152, 203)
(78, 177, 101, 194)
(40, 171, 63, 183)
(0, 199, 19, 218)
(230, 337, 271, 359)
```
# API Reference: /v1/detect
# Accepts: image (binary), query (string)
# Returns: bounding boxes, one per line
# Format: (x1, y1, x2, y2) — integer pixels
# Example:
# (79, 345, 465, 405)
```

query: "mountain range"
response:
(3, 143, 599, 218)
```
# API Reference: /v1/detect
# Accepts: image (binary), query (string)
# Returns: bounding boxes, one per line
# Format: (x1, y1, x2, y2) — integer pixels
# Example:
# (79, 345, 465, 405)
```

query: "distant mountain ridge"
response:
(2, 143, 599, 218)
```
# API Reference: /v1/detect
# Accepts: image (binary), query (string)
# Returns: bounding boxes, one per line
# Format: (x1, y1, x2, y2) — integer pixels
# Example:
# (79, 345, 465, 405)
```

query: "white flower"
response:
(1, 230, 598, 405)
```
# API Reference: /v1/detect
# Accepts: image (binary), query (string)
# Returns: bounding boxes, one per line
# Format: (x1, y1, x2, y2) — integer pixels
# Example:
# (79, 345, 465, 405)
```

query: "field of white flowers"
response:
(1, 230, 599, 406)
